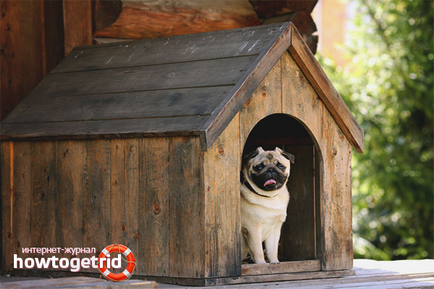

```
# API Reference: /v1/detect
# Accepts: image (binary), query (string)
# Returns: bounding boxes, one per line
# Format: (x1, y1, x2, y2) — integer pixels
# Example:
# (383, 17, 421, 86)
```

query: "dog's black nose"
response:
(267, 168, 276, 173)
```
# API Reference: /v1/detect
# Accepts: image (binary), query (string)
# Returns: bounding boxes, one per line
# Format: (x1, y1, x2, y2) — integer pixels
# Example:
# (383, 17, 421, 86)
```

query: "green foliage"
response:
(318, 0, 433, 260)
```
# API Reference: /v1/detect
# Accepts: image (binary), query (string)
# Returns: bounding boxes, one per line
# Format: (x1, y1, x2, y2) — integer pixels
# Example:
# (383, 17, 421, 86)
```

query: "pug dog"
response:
(240, 147, 294, 264)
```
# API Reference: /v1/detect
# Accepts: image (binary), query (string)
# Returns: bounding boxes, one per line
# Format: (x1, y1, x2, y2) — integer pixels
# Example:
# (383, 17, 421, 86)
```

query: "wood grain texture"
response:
(62, 0, 93, 55)
(109, 139, 126, 246)
(241, 260, 320, 276)
(239, 57, 282, 147)
(81, 140, 111, 266)
(281, 51, 353, 270)
(93, 0, 260, 39)
(30, 142, 56, 252)
(56, 141, 85, 259)
(140, 137, 171, 276)
(20, 56, 254, 99)
(1, 0, 65, 122)
(203, 114, 241, 278)
(288, 25, 364, 153)
(1, 142, 13, 271)
(10, 142, 32, 263)
(124, 139, 140, 271)
(1, 116, 209, 141)
(169, 137, 204, 278)
(0, 1, 46, 121)
(55, 25, 281, 73)
(4, 87, 231, 124)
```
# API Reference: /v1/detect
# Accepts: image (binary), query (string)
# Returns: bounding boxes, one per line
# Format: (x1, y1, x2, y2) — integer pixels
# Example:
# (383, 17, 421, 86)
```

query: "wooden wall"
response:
(0, 0, 93, 122)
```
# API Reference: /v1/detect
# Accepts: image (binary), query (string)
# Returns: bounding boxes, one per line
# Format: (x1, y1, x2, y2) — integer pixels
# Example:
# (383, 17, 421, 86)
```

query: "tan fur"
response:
(240, 147, 291, 264)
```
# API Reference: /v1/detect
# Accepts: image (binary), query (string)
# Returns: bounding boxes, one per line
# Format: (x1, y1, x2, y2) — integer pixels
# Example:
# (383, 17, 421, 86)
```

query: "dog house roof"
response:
(1, 22, 363, 152)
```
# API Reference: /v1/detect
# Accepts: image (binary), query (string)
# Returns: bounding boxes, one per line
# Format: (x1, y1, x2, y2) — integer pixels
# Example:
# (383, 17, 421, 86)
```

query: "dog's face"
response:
(243, 147, 295, 192)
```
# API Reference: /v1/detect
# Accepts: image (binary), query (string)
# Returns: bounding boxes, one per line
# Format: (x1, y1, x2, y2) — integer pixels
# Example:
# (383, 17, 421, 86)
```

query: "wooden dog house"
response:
(1, 22, 363, 285)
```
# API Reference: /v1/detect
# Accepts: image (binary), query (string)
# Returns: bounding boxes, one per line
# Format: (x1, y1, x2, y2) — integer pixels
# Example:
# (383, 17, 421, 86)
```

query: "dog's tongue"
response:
(264, 179, 277, 186)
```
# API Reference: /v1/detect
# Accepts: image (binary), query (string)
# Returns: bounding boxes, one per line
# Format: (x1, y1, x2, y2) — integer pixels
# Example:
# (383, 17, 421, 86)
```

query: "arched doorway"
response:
(242, 113, 322, 262)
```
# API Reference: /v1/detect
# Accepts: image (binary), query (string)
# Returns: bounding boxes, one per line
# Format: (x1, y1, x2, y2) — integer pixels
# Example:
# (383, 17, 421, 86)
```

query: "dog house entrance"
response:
(242, 114, 322, 273)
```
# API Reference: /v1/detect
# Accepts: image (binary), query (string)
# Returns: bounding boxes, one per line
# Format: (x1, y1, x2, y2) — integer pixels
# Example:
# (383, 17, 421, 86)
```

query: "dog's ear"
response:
(277, 147, 295, 164)
(243, 147, 263, 165)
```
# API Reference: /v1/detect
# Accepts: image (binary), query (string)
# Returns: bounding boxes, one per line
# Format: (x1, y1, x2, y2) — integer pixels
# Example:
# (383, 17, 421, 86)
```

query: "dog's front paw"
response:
(253, 258, 267, 264)
(268, 257, 280, 264)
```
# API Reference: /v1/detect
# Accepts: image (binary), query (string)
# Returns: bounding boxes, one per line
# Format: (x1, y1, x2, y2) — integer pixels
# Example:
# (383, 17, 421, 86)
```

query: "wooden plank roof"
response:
(1, 22, 363, 152)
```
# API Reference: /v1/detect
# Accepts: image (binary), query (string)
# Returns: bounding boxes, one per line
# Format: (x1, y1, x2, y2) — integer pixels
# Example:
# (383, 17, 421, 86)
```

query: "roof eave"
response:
(287, 24, 364, 153)
(199, 22, 292, 151)
(200, 22, 364, 153)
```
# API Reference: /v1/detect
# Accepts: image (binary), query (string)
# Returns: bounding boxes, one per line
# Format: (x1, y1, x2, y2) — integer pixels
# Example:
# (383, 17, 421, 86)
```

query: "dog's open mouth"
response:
(264, 179, 277, 187)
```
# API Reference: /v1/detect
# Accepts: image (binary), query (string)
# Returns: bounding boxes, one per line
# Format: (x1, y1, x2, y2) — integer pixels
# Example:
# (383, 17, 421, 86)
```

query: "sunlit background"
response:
(314, 0, 433, 260)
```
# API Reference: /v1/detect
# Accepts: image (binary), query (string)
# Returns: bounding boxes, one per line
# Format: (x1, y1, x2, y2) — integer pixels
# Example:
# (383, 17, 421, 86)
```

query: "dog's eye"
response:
(254, 164, 264, 172)
(277, 163, 286, 171)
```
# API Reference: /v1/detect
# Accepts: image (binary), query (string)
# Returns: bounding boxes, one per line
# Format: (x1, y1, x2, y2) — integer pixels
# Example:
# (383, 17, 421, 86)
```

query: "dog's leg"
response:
(264, 222, 283, 263)
(242, 226, 266, 264)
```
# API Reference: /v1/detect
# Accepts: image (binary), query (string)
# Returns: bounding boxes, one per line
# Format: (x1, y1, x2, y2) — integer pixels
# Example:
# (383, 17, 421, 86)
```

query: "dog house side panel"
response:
(166, 136, 206, 278)
(281, 51, 353, 270)
(203, 113, 241, 278)
(1, 137, 208, 279)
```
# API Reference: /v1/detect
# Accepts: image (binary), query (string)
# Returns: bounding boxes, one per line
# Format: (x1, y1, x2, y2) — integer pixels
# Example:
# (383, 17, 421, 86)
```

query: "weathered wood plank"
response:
(321, 114, 353, 270)
(200, 22, 291, 150)
(139, 138, 171, 276)
(203, 114, 241, 278)
(241, 260, 320, 276)
(4, 87, 231, 124)
(1, 0, 64, 122)
(62, 0, 92, 55)
(281, 50, 353, 270)
(124, 138, 140, 271)
(288, 24, 364, 153)
(1, 141, 13, 271)
(55, 24, 282, 73)
(30, 142, 56, 252)
(1, 1, 23, 121)
(81, 140, 111, 268)
(11, 142, 32, 263)
(55, 141, 85, 259)
(28, 56, 255, 99)
(109, 139, 126, 246)
(93, 0, 260, 40)
(169, 137, 204, 278)
(1, 116, 209, 141)
(18, 0, 45, 100)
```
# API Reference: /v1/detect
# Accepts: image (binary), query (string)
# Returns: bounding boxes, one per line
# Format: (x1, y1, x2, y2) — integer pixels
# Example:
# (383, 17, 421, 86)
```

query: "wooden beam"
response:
(93, 0, 260, 39)
(249, 0, 318, 19)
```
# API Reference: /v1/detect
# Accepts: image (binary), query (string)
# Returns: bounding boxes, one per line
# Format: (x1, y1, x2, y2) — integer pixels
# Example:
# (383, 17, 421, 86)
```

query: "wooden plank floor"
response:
(1, 260, 433, 288)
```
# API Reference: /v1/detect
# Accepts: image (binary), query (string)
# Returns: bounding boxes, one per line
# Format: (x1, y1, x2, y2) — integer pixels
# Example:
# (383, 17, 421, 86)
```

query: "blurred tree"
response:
(318, 0, 433, 259)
